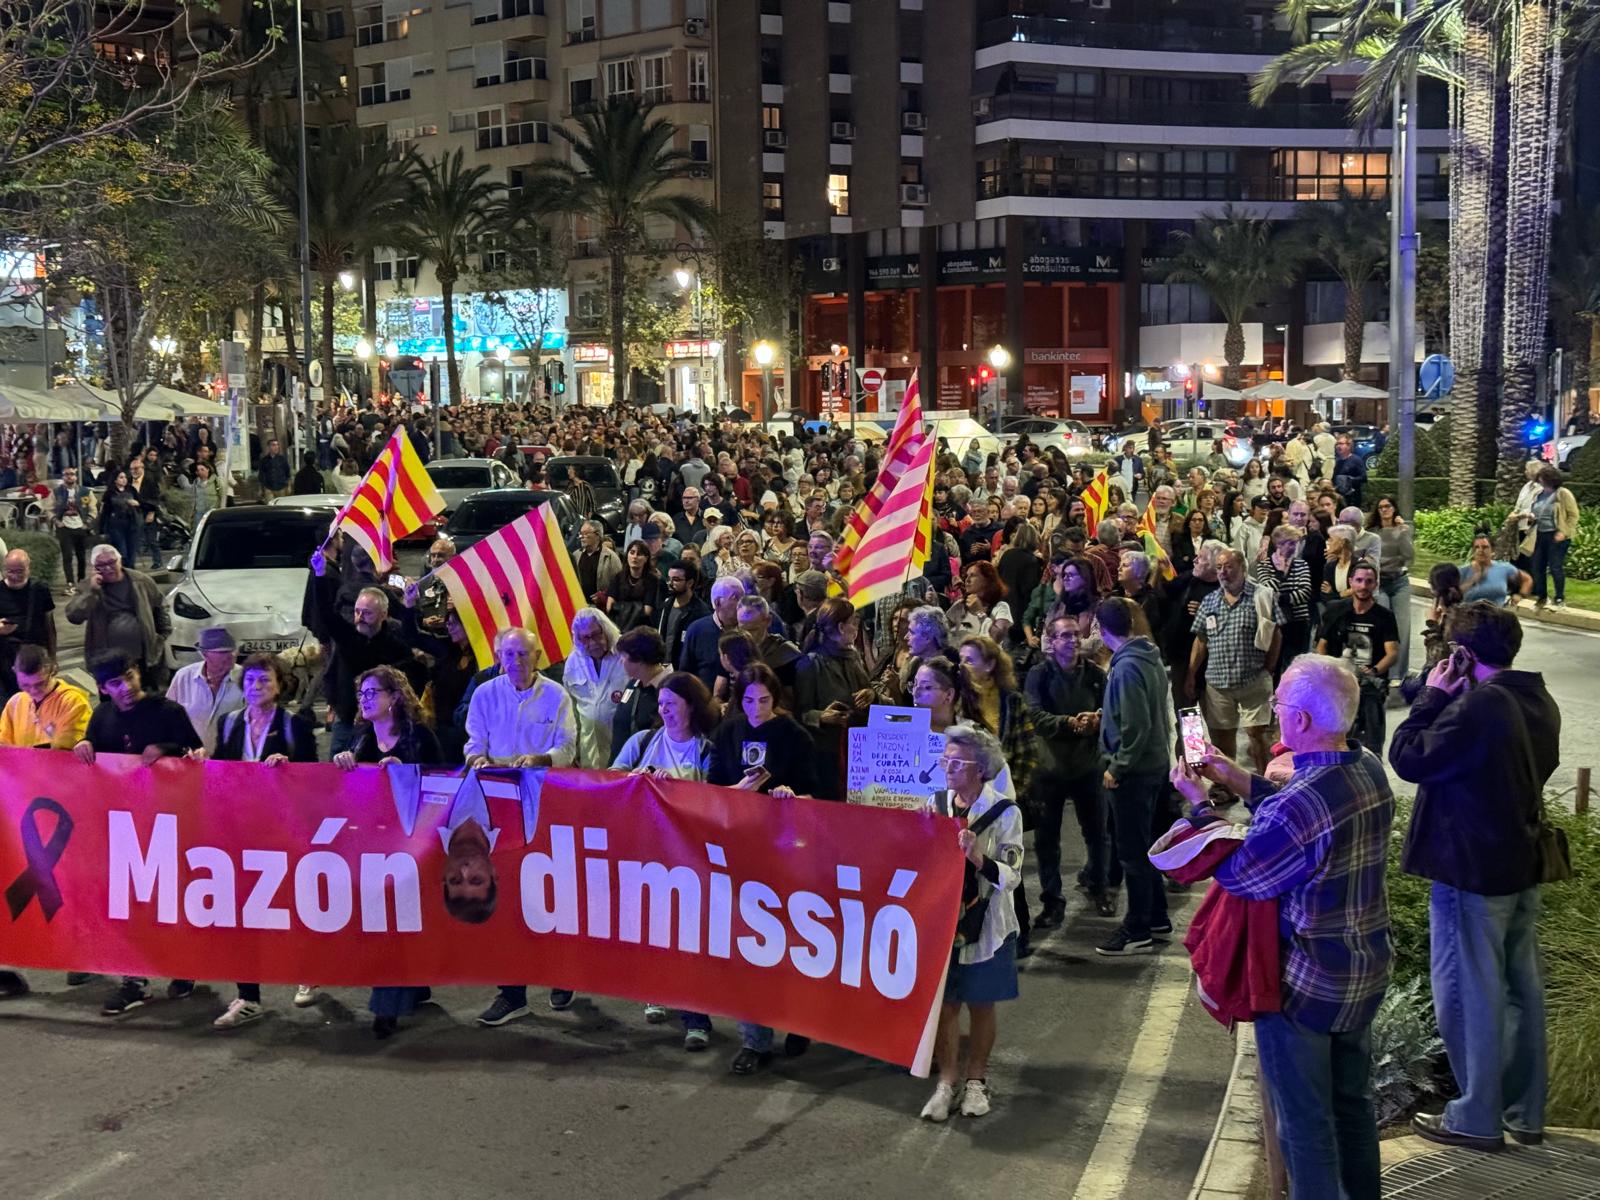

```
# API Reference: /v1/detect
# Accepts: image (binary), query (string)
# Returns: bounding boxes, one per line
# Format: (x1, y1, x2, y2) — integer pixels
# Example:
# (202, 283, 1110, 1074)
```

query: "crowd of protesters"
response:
(0, 396, 1565, 1158)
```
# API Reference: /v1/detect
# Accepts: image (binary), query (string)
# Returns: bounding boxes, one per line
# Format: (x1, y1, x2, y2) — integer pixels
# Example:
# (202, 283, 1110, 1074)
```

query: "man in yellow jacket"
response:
(0, 644, 92, 750)
(0, 644, 93, 997)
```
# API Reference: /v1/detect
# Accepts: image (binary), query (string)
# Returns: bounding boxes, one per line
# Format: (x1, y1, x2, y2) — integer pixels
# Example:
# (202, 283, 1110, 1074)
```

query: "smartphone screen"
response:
(1180, 709, 1208, 765)
(387, 573, 407, 589)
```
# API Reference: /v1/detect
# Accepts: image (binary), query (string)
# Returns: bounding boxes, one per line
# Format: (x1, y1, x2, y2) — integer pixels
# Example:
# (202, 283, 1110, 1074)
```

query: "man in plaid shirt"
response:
(1188, 548, 1283, 772)
(1174, 654, 1393, 1199)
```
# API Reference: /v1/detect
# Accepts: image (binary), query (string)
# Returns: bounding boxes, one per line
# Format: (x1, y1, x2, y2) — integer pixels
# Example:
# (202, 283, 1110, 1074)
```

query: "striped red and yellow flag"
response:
(431, 503, 584, 669)
(842, 433, 936, 609)
(334, 426, 445, 572)
(832, 372, 929, 575)
(1080, 468, 1111, 538)
(1136, 499, 1176, 581)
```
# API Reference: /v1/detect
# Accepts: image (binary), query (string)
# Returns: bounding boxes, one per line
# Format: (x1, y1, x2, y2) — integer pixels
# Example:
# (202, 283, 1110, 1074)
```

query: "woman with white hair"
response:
(564, 607, 628, 768)
(919, 722, 1024, 1123)
(1322, 524, 1359, 602)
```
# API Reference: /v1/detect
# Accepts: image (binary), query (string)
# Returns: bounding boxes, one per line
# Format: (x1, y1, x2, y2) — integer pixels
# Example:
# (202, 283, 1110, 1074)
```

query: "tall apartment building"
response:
(715, 0, 1450, 423)
(340, 0, 714, 405)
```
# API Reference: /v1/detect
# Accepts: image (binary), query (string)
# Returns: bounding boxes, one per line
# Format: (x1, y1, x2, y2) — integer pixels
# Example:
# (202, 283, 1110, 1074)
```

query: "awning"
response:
(1149, 382, 1243, 401)
(1314, 379, 1389, 400)
(0, 385, 104, 422)
(1240, 381, 1320, 402)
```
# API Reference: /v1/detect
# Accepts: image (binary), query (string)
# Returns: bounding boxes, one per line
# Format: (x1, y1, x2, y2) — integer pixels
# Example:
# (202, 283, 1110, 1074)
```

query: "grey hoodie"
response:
(1099, 637, 1173, 780)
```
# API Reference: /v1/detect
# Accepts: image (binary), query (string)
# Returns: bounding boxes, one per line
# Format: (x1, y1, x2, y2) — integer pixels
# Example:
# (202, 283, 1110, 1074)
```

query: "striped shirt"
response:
(1215, 747, 1394, 1033)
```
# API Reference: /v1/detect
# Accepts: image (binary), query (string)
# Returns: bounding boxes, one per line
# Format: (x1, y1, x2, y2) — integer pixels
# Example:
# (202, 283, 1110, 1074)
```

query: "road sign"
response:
(1419, 354, 1454, 400)
(857, 366, 885, 396)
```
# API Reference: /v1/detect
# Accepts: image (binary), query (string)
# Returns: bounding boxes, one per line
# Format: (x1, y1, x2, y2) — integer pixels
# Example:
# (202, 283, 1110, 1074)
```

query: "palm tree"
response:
(519, 97, 715, 405)
(1549, 204, 1600, 414)
(265, 127, 414, 407)
(1295, 192, 1390, 379)
(399, 149, 502, 407)
(1157, 208, 1304, 388)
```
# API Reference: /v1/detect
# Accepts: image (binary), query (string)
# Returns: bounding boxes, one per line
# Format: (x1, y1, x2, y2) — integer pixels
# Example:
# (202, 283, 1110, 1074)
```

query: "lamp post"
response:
(987, 344, 1011, 431)
(674, 242, 713, 418)
(293, 0, 315, 462)
(494, 343, 511, 403)
(753, 339, 775, 427)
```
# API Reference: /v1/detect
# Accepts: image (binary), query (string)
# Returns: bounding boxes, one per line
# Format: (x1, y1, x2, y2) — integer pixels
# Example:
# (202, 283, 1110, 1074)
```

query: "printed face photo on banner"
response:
(0, 750, 965, 1071)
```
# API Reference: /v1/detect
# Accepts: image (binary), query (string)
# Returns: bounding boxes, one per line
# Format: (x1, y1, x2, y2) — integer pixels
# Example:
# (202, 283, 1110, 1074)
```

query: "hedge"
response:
(1367, 477, 1498, 512)
(1414, 502, 1600, 580)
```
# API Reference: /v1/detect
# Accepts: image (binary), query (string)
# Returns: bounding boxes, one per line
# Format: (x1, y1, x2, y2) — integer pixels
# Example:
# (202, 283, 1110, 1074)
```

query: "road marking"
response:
(35, 1151, 133, 1200)
(1070, 954, 1194, 1200)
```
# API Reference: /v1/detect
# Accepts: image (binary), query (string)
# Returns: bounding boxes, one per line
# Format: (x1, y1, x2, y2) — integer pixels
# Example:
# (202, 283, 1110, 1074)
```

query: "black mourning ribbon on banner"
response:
(5, 797, 74, 922)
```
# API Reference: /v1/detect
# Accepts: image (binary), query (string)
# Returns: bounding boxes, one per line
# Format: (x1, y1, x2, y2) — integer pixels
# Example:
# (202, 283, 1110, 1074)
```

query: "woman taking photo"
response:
(1402, 563, 1466, 703)
(918, 724, 1023, 1123)
(1460, 528, 1532, 606)
(606, 539, 662, 631)
(98, 467, 141, 567)
(208, 653, 319, 1029)
(793, 598, 873, 801)
(708, 664, 817, 1075)
(333, 665, 442, 1039)
(947, 560, 1013, 641)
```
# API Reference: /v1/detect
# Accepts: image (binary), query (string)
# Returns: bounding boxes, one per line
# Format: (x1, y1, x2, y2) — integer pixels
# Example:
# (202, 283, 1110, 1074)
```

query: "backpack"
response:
(933, 790, 1016, 948)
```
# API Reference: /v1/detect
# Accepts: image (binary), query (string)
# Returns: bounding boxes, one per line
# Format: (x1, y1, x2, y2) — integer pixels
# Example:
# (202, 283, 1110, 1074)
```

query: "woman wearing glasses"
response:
(920, 724, 1024, 1123)
(334, 665, 442, 1038)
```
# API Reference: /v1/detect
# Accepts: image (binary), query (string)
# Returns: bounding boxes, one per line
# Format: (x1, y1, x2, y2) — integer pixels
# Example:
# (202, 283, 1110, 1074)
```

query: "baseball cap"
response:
(795, 570, 829, 602)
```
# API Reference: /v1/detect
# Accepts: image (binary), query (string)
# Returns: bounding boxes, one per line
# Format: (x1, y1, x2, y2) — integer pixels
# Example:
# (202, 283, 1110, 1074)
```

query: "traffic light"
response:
(553, 362, 566, 395)
(978, 365, 993, 385)
(821, 362, 835, 392)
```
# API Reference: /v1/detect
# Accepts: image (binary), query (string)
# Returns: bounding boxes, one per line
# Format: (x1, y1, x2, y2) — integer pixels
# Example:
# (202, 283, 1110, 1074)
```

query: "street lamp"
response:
(355, 338, 373, 361)
(753, 339, 775, 426)
(383, 340, 400, 359)
(494, 344, 511, 362)
(673, 267, 693, 291)
(150, 335, 177, 357)
(987, 344, 1010, 430)
(339, 270, 356, 291)
(675, 241, 717, 416)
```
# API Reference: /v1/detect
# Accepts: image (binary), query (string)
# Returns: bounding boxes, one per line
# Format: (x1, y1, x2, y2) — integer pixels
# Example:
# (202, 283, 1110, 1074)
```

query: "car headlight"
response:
(171, 592, 211, 620)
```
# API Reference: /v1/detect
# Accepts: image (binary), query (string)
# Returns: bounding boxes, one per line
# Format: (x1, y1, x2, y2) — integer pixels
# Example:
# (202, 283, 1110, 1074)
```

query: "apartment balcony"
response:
(476, 118, 551, 153)
(978, 14, 1296, 56)
(974, 90, 1449, 131)
(474, 45, 549, 97)
(471, 0, 548, 36)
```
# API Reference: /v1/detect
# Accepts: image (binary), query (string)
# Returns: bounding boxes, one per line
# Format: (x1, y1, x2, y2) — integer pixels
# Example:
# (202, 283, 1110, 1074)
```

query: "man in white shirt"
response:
(464, 627, 577, 768)
(1232, 495, 1270, 564)
(166, 626, 244, 752)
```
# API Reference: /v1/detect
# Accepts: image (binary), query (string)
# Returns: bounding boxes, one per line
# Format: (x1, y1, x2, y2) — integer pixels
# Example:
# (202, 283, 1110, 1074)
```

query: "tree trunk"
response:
(248, 283, 265, 397)
(1342, 281, 1365, 379)
(441, 273, 459, 434)
(1589, 314, 1600, 416)
(362, 249, 380, 400)
(1448, 15, 1497, 506)
(320, 273, 337, 416)
(1496, 0, 1560, 501)
(609, 247, 629, 406)
(1223, 320, 1244, 389)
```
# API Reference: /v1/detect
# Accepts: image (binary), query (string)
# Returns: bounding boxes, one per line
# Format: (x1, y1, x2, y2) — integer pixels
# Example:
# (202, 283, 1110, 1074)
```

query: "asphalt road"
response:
(1, 881, 1232, 1199)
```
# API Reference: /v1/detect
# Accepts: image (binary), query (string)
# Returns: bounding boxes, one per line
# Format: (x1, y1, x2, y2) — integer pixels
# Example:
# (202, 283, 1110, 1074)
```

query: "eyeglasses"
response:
(940, 755, 980, 770)
(357, 687, 390, 701)
(1270, 699, 1303, 717)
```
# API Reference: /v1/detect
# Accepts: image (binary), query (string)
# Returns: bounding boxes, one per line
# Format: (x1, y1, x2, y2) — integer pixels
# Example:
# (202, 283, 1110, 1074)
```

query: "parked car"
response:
(164, 505, 332, 667)
(391, 457, 521, 545)
(1147, 420, 1251, 467)
(1330, 424, 1382, 461)
(1555, 433, 1589, 469)
(999, 416, 1094, 458)
(924, 415, 1002, 463)
(545, 455, 626, 535)
(441, 488, 584, 555)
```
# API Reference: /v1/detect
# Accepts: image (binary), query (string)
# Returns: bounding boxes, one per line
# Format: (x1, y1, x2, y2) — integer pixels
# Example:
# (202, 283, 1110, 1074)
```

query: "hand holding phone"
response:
(1180, 708, 1208, 766)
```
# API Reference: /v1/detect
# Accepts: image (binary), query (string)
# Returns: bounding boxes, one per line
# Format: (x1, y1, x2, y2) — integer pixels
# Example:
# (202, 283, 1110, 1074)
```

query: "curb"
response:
(1407, 576, 1600, 633)
(1188, 1023, 1266, 1199)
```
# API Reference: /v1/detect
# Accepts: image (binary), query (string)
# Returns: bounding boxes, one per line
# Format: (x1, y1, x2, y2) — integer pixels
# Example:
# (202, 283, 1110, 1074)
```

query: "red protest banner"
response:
(0, 749, 962, 1070)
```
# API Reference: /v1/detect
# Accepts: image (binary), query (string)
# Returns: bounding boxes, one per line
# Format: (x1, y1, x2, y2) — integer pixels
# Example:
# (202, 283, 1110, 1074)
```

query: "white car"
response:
(164, 505, 333, 666)
(999, 416, 1094, 458)
(1555, 434, 1588, 469)
(924, 415, 1002, 463)
(426, 457, 521, 513)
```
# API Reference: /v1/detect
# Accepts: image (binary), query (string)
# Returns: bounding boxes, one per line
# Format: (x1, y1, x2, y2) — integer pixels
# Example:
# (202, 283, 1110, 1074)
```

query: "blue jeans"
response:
(738, 1022, 773, 1052)
(1429, 883, 1547, 1138)
(1530, 530, 1569, 603)
(1108, 771, 1169, 939)
(1254, 1012, 1381, 1200)
(140, 517, 161, 568)
(369, 986, 430, 1018)
(1377, 574, 1412, 678)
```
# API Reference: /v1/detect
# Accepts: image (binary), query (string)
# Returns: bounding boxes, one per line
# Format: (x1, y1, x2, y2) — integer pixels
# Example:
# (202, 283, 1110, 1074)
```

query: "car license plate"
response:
(239, 638, 297, 654)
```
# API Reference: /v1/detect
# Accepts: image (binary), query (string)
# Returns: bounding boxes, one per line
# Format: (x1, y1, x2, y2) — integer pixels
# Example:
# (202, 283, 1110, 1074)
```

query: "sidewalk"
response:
(1407, 575, 1600, 633)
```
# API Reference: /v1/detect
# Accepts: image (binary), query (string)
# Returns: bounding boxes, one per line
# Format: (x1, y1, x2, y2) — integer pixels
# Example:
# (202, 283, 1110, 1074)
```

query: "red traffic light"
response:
(978, 365, 993, 382)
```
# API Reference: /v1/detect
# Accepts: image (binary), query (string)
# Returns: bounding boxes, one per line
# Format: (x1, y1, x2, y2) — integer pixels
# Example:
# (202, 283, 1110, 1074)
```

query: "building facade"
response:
(715, 0, 1448, 424)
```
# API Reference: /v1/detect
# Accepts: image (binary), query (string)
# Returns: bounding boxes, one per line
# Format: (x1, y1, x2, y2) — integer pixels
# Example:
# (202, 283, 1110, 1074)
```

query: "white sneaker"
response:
(293, 985, 319, 1007)
(644, 1003, 669, 1024)
(213, 999, 264, 1029)
(920, 1082, 957, 1122)
(960, 1079, 992, 1118)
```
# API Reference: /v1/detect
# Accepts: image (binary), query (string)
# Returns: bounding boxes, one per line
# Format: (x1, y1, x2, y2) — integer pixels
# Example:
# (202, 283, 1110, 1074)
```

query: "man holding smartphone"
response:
(1389, 602, 1560, 1153)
